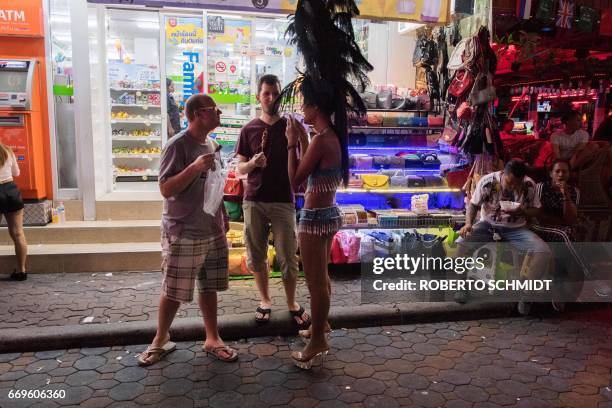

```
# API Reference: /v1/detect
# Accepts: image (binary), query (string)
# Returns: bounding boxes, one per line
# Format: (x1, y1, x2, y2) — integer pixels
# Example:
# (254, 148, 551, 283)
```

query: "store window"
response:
(106, 9, 162, 191)
(49, 0, 78, 190)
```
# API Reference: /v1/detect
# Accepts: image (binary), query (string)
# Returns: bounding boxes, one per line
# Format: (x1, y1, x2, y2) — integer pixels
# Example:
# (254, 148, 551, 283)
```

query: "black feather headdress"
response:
(278, 0, 373, 186)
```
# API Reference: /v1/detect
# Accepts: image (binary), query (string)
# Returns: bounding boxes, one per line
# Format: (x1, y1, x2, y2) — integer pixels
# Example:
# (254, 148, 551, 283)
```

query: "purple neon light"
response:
(350, 168, 440, 173)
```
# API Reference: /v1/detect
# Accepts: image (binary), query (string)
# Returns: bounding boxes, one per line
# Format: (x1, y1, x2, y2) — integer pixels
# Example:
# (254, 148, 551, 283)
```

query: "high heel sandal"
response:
(291, 349, 329, 370)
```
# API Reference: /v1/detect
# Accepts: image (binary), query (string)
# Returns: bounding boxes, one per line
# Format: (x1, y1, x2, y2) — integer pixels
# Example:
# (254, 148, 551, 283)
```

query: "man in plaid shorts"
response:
(138, 94, 237, 366)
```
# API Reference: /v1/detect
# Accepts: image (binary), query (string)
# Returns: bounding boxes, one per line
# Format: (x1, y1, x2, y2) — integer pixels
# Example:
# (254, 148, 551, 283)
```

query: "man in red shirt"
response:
(235, 75, 311, 327)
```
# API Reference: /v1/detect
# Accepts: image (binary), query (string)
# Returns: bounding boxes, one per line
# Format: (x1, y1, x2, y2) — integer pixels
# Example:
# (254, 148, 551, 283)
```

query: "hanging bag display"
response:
(470, 73, 497, 105)
(448, 69, 475, 97)
(223, 176, 244, 197)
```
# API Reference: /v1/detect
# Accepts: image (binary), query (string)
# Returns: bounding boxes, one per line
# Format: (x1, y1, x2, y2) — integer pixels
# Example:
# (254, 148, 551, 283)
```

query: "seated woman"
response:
(532, 159, 594, 309)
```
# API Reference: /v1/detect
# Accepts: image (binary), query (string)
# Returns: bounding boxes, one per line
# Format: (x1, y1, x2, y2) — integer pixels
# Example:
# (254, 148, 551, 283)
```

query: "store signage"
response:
(182, 52, 199, 100)
(207, 16, 225, 34)
(87, 0, 450, 23)
(0, 0, 43, 37)
(215, 61, 227, 73)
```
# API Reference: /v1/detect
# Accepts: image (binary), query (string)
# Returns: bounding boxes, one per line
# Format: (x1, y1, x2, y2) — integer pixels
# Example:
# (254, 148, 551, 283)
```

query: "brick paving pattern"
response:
(0, 309, 611, 407)
(0, 272, 363, 329)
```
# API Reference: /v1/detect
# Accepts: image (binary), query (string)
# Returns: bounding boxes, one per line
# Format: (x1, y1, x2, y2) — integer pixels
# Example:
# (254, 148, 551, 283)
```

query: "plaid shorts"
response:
(161, 233, 229, 303)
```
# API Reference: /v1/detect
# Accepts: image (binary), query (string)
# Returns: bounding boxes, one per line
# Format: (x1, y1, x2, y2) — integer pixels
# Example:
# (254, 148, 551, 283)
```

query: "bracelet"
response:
(287, 145, 298, 150)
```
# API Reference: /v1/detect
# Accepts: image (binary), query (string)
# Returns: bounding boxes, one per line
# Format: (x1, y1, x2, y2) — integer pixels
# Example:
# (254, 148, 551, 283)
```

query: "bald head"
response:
(185, 94, 215, 122)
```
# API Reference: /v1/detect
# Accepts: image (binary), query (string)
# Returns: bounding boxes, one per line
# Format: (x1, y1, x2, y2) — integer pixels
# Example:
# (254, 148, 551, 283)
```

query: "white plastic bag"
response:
(203, 159, 226, 216)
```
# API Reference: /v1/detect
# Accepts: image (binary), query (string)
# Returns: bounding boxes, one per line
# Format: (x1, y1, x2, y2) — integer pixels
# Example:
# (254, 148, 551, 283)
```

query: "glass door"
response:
(106, 9, 162, 191)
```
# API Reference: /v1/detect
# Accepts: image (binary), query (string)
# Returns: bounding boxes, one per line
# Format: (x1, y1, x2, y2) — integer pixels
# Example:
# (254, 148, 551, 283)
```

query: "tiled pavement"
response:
(0, 309, 611, 407)
(0, 272, 362, 329)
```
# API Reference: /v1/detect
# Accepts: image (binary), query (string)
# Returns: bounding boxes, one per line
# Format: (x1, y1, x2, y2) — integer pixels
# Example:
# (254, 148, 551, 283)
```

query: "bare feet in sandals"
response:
(298, 322, 331, 339)
(138, 334, 176, 366)
(289, 304, 311, 328)
(203, 341, 238, 362)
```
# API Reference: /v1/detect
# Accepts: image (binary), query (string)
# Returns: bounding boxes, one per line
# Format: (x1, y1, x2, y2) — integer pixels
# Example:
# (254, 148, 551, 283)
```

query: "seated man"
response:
(457, 159, 552, 314)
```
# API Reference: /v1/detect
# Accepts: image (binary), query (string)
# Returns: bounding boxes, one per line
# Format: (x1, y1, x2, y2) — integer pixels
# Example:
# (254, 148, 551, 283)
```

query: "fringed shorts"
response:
(298, 206, 343, 236)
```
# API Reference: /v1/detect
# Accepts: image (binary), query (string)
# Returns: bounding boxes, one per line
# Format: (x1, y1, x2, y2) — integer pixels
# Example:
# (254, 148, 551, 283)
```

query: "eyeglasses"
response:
(199, 106, 221, 114)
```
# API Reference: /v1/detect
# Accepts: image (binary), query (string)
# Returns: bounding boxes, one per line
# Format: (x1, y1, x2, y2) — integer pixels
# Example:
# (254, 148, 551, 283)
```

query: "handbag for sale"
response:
(600, 9, 612, 36)
(447, 38, 468, 70)
(390, 170, 409, 187)
(457, 101, 473, 120)
(402, 153, 423, 168)
(446, 167, 471, 188)
(441, 126, 458, 143)
(348, 174, 364, 188)
(353, 154, 373, 169)
(366, 113, 384, 126)
(373, 156, 391, 169)
(223, 177, 243, 197)
(331, 233, 348, 264)
(407, 175, 425, 187)
(420, 153, 441, 168)
(448, 69, 475, 97)
(427, 116, 444, 127)
(376, 91, 393, 109)
(470, 73, 497, 106)
(223, 201, 242, 221)
(360, 91, 378, 109)
(361, 174, 389, 189)
(427, 133, 441, 147)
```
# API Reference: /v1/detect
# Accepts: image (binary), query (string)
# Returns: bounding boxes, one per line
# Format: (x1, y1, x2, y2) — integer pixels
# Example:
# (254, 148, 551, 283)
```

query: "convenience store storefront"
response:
(47, 0, 451, 220)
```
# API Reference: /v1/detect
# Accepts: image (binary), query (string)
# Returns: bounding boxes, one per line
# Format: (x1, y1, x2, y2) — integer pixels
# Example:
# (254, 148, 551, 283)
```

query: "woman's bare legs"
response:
(296, 232, 331, 358)
(5, 210, 27, 273)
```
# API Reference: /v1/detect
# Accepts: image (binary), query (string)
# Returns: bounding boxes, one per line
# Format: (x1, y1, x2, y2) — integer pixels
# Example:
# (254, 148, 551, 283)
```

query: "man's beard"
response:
(262, 104, 278, 115)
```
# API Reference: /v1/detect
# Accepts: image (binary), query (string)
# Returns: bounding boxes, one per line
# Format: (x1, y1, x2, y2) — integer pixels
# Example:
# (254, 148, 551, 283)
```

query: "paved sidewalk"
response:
(0, 272, 358, 329)
(0, 309, 611, 407)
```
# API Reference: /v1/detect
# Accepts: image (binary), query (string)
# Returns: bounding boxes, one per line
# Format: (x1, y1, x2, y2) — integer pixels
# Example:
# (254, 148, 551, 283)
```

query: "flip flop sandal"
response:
(137, 341, 176, 366)
(203, 345, 238, 362)
(255, 306, 271, 324)
(290, 306, 311, 329)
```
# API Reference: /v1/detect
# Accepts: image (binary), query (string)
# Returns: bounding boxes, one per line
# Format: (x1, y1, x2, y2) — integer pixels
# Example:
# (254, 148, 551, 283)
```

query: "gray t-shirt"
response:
(159, 130, 224, 239)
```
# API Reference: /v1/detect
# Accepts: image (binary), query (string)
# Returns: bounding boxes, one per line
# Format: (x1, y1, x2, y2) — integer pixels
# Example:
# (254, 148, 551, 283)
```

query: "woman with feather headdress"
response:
(281, 0, 372, 369)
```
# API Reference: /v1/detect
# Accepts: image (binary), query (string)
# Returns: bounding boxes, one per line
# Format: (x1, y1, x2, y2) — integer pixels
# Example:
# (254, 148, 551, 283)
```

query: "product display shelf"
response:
(338, 187, 460, 194)
(111, 119, 162, 125)
(111, 103, 161, 109)
(112, 137, 162, 142)
(366, 109, 436, 113)
(350, 126, 444, 131)
(115, 171, 159, 177)
(341, 213, 464, 230)
(112, 154, 161, 159)
(110, 87, 160, 92)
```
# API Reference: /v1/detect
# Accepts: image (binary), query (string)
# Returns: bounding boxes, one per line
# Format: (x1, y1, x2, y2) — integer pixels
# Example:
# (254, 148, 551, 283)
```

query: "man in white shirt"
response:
(550, 110, 589, 162)
(457, 159, 552, 314)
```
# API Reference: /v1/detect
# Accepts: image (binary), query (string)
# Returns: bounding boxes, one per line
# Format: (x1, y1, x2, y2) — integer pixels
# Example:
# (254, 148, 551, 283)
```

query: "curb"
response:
(0, 302, 517, 353)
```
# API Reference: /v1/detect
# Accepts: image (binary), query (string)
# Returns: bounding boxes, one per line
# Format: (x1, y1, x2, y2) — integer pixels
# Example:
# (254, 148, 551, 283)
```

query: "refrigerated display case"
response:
(106, 9, 163, 186)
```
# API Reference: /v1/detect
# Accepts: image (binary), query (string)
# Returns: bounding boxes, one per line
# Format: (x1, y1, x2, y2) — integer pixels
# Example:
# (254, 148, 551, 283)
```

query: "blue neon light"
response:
(349, 146, 439, 152)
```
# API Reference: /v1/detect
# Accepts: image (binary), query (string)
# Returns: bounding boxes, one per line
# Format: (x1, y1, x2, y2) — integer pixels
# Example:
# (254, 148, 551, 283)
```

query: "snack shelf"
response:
(115, 172, 159, 177)
(111, 120, 161, 125)
(110, 87, 160, 92)
(112, 154, 161, 159)
(112, 137, 162, 142)
(111, 104, 161, 109)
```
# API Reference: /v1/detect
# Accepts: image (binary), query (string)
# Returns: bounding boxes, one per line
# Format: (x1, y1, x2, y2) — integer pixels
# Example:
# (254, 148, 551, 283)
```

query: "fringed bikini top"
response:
(306, 166, 343, 194)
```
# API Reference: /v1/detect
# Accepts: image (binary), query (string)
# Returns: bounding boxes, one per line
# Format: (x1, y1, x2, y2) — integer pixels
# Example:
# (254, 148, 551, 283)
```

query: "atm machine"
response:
(0, 59, 46, 198)
(0, 58, 52, 224)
